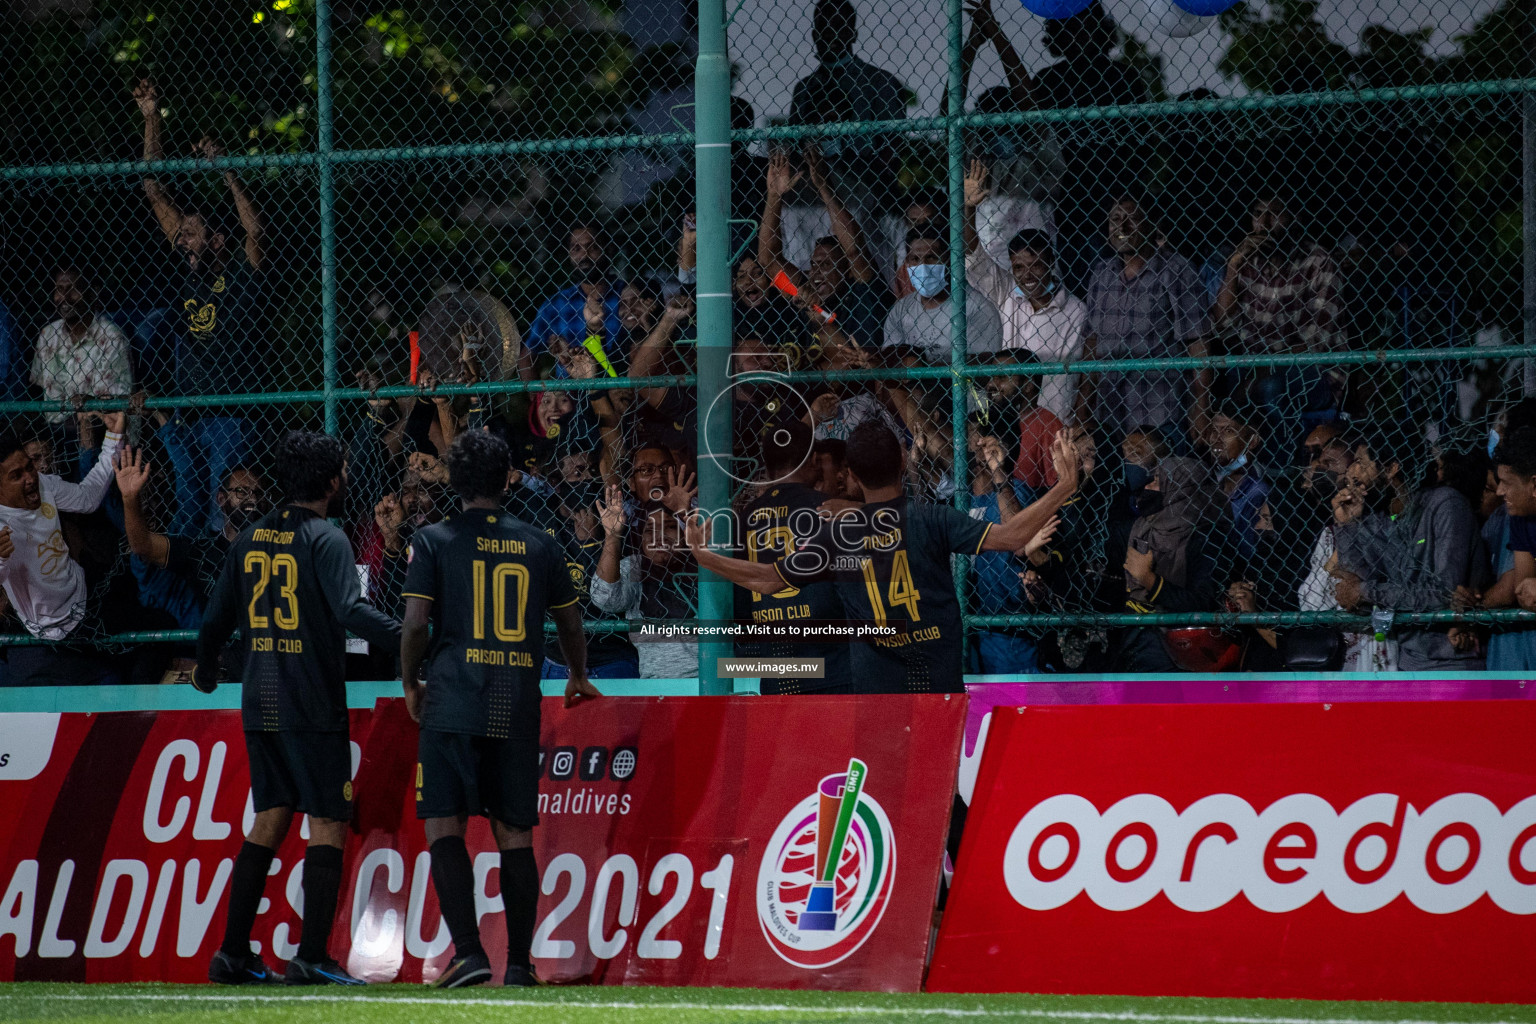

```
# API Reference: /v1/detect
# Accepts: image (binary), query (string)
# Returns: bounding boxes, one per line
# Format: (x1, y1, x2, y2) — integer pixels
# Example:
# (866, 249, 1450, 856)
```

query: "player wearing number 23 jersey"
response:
(194, 431, 402, 989)
(199, 503, 401, 736)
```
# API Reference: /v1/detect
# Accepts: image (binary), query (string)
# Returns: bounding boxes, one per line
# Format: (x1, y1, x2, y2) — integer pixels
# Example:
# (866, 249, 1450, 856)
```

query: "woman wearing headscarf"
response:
(1110, 456, 1230, 671)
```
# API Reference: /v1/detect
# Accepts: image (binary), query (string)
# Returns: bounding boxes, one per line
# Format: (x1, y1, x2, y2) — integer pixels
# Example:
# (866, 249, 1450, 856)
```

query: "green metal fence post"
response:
(1525, 13, 1535, 390)
(947, 0, 971, 656)
(696, 0, 734, 695)
(317, 0, 339, 435)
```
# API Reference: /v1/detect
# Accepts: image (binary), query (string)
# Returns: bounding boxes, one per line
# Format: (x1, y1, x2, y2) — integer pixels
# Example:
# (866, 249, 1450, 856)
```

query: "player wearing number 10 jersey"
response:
(692, 421, 1079, 692)
(195, 431, 402, 987)
(400, 430, 599, 989)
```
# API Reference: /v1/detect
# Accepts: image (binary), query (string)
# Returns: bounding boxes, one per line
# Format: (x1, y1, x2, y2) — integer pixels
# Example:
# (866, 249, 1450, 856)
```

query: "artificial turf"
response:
(3, 983, 1534, 1024)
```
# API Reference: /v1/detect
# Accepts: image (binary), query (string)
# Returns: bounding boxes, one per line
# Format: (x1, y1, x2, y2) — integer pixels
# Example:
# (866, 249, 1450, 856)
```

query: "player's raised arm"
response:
(313, 528, 402, 657)
(982, 432, 1080, 553)
(685, 511, 790, 595)
(193, 551, 242, 693)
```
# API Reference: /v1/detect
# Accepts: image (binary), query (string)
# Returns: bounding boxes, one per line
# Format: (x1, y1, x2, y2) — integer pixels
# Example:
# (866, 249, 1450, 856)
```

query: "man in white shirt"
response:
(30, 269, 134, 427)
(881, 227, 1003, 363)
(964, 164, 1087, 423)
(0, 413, 125, 685)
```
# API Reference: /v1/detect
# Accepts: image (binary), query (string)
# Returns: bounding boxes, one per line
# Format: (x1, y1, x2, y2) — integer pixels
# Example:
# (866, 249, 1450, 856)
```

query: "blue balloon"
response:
(1019, 0, 1094, 19)
(1170, 0, 1237, 15)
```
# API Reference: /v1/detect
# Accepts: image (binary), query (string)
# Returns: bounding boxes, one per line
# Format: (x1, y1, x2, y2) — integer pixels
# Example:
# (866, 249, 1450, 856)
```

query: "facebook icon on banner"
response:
(579, 746, 609, 781)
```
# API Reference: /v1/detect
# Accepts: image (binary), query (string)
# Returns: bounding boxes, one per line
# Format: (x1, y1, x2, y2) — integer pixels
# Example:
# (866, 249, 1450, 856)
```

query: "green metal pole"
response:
(1525, 0, 1535, 389)
(317, 0, 339, 435)
(695, 0, 733, 695)
(947, 0, 971, 658)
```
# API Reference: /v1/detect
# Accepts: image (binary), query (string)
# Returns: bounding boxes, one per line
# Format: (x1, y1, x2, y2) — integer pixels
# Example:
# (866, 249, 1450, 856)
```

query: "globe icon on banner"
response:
(611, 747, 637, 780)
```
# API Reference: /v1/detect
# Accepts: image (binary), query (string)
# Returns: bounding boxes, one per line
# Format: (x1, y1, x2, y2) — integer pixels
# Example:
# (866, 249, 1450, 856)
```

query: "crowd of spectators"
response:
(0, 0, 1527, 685)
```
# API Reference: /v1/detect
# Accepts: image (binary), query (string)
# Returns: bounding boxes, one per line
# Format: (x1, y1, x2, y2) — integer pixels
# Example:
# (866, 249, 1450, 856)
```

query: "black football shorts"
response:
(416, 728, 540, 829)
(245, 729, 353, 821)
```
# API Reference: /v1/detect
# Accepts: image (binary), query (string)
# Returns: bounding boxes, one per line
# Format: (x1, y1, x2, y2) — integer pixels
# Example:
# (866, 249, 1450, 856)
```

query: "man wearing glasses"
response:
(115, 450, 272, 681)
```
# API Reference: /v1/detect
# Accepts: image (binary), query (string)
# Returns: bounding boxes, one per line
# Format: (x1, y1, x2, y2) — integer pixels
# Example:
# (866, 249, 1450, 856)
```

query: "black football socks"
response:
(430, 836, 485, 958)
(501, 847, 539, 973)
(296, 844, 344, 963)
(221, 841, 277, 958)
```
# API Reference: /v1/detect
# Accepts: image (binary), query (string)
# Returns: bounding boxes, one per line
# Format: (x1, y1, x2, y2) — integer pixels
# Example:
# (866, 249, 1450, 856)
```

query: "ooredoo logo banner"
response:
(928, 700, 1536, 1004)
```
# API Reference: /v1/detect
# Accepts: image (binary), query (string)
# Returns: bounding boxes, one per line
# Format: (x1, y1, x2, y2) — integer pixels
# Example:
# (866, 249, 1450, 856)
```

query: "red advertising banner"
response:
(0, 707, 374, 984)
(0, 695, 962, 991)
(929, 701, 1536, 1004)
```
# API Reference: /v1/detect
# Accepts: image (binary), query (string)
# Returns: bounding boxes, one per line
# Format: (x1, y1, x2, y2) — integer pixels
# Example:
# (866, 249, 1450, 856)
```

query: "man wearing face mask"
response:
(880, 227, 1002, 364)
(1204, 411, 1270, 566)
(519, 223, 626, 380)
(1299, 423, 1346, 493)
(1113, 429, 1167, 528)
(965, 163, 1086, 424)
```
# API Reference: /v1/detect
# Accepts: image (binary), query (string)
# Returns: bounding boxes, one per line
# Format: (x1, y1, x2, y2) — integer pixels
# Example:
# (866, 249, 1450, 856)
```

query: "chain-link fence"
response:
(0, 0, 1532, 685)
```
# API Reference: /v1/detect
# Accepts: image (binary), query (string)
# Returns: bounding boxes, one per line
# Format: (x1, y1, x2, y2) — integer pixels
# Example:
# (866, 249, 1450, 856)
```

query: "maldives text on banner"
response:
(929, 700, 1536, 1004)
(0, 695, 962, 991)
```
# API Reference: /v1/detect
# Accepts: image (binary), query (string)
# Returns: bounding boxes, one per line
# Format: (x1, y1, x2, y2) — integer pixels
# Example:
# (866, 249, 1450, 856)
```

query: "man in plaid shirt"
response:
(1214, 196, 1343, 465)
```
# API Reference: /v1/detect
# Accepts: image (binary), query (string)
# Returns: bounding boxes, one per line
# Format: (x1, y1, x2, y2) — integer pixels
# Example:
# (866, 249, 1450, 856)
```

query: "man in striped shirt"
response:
(1214, 195, 1342, 355)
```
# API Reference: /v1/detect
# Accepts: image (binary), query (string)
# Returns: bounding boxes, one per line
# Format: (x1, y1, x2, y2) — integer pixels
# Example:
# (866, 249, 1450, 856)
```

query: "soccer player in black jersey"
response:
(736, 420, 851, 692)
(400, 430, 600, 989)
(194, 431, 402, 986)
(691, 421, 1078, 693)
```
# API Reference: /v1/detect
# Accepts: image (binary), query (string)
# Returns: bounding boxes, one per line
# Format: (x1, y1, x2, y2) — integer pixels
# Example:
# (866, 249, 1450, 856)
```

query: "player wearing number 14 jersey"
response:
(195, 431, 401, 986)
(692, 421, 1079, 692)
(400, 430, 600, 989)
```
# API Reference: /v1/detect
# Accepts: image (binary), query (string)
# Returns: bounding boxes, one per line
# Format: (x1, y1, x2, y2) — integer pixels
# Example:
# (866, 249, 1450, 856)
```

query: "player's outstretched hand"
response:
(683, 510, 711, 552)
(564, 675, 602, 709)
(190, 664, 218, 694)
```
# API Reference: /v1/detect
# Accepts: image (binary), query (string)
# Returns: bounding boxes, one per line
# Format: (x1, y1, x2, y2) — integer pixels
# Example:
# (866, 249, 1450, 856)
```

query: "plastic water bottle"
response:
(1371, 607, 1394, 643)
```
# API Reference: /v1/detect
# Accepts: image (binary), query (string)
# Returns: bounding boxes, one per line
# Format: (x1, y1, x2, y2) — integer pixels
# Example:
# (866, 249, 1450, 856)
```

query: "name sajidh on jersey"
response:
(402, 512, 578, 740)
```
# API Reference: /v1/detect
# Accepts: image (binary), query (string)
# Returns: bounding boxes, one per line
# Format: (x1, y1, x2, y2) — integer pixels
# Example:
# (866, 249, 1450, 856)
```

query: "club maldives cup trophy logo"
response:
(757, 758, 898, 968)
